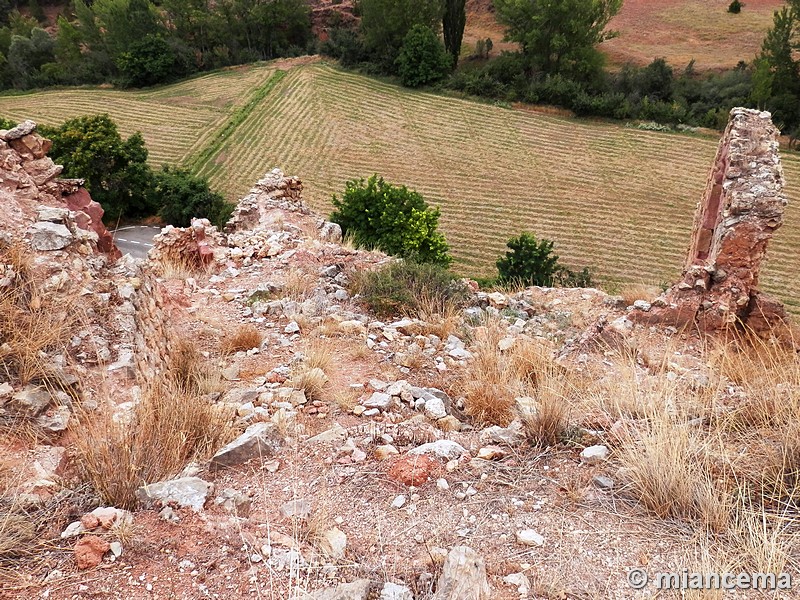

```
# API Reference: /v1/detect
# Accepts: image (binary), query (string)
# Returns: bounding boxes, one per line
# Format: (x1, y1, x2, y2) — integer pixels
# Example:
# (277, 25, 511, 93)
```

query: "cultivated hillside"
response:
(1, 60, 798, 311)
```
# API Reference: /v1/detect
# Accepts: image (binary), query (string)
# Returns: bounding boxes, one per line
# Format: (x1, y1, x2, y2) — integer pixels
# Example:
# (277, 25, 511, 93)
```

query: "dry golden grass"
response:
(0, 242, 81, 388)
(0, 511, 36, 561)
(619, 282, 661, 307)
(221, 324, 263, 354)
(154, 251, 213, 279)
(283, 268, 317, 301)
(415, 296, 463, 340)
(616, 414, 731, 532)
(289, 367, 328, 402)
(301, 339, 336, 374)
(460, 317, 570, 429)
(73, 383, 237, 508)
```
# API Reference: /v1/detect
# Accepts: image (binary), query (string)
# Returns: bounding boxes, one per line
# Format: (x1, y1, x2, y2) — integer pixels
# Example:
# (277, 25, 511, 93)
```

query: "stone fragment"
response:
(318, 222, 342, 243)
(209, 422, 283, 470)
(374, 444, 399, 460)
(433, 546, 491, 600)
(388, 455, 439, 486)
(3, 120, 36, 140)
(136, 476, 212, 512)
(280, 499, 311, 519)
(74, 535, 109, 569)
(28, 221, 73, 251)
(592, 475, 615, 490)
(363, 392, 393, 410)
(304, 579, 373, 600)
(480, 420, 525, 446)
(424, 397, 447, 420)
(580, 444, 609, 464)
(476, 446, 506, 461)
(408, 440, 468, 461)
(516, 529, 544, 547)
(318, 527, 347, 559)
(10, 386, 51, 416)
(379, 583, 414, 600)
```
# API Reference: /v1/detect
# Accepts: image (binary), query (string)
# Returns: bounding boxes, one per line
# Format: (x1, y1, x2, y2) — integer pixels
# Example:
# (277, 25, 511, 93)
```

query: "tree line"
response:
(0, 0, 312, 89)
(322, 0, 800, 144)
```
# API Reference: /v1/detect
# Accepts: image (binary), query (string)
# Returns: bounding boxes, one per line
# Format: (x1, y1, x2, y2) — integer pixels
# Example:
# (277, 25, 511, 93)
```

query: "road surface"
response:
(110, 225, 162, 260)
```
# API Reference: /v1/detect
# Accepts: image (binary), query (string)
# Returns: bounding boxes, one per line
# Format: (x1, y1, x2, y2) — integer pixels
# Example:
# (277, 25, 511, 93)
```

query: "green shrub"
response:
(496, 232, 559, 287)
(43, 114, 156, 222)
(350, 260, 471, 317)
(728, 0, 743, 14)
(396, 24, 452, 87)
(153, 166, 234, 228)
(330, 174, 451, 266)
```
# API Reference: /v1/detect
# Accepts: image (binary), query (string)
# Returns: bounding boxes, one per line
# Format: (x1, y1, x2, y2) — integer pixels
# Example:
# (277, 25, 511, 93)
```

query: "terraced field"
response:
(1, 60, 798, 308)
(0, 64, 275, 166)
(197, 63, 800, 309)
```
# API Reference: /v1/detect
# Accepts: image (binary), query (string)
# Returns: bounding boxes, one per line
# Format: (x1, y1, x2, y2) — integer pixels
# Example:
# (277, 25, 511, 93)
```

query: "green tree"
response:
(359, 0, 443, 71)
(494, 0, 622, 81)
(153, 166, 234, 228)
(396, 24, 452, 87)
(116, 34, 193, 87)
(44, 114, 156, 222)
(330, 174, 451, 266)
(496, 232, 559, 286)
(442, 0, 466, 65)
(752, 1, 800, 143)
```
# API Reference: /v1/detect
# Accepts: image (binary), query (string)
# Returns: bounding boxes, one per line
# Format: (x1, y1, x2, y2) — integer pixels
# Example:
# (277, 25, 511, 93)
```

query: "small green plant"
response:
(496, 232, 559, 286)
(330, 174, 451, 266)
(396, 25, 452, 88)
(153, 166, 234, 228)
(728, 0, 743, 14)
(350, 260, 470, 318)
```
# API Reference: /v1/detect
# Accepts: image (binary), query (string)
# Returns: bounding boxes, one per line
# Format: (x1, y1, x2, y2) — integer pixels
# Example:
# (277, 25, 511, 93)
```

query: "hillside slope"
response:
(0, 60, 797, 309)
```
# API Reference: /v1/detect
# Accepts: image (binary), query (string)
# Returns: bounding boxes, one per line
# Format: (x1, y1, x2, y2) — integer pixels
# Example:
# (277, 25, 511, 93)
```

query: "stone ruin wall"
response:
(634, 108, 790, 333)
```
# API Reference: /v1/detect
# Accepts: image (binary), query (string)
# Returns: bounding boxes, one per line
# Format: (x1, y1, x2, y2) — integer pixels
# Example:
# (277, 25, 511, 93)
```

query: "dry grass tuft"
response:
(0, 511, 37, 561)
(153, 251, 213, 279)
(616, 414, 731, 532)
(289, 367, 329, 402)
(520, 369, 572, 447)
(221, 324, 263, 354)
(460, 318, 571, 431)
(620, 282, 661, 307)
(302, 339, 336, 374)
(73, 383, 237, 508)
(0, 242, 80, 388)
(283, 269, 318, 301)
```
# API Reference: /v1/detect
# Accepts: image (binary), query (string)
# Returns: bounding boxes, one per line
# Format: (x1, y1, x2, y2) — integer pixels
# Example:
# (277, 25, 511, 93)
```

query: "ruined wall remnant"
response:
(635, 108, 789, 332)
(225, 168, 306, 233)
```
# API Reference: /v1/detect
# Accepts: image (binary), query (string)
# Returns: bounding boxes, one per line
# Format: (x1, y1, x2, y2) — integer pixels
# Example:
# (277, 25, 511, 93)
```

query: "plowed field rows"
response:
(1, 60, 797, 308)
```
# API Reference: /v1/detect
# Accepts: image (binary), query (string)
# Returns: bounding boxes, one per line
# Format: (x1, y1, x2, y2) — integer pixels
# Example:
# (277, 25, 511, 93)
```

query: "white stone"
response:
(391, 495, 407, 509)
(516, 529, 544, 547)
(580, 444, 610, 464)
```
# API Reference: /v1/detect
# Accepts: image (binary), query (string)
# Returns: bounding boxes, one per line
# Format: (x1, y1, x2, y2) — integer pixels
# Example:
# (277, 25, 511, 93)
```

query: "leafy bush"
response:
(396, 24, 452, 87)
(496, 232, 560, 286)
(115, 34, 194, 88)
(350, 260, 471, 317)
(153, 166, 234, 228)
(42, 114, 156, 222)
(728, 0, 743, 14)
(330, 174, 451, 265)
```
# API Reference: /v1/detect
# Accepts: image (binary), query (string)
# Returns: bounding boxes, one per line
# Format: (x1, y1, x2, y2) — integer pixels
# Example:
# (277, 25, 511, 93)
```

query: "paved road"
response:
(111, 225, 162, 260)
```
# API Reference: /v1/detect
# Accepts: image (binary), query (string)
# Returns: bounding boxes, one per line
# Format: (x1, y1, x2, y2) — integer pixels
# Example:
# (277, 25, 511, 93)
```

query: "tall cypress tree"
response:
(442, 0, 466, 66)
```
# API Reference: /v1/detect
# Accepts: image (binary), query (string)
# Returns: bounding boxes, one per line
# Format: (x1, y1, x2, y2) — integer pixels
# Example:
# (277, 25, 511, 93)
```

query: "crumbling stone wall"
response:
(225, 167, 305, 233)
(635, 108, 790, 332)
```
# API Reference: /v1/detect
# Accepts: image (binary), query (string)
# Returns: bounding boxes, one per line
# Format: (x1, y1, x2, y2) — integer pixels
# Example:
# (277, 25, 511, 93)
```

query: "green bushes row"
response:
(4, 114, 232, 227)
